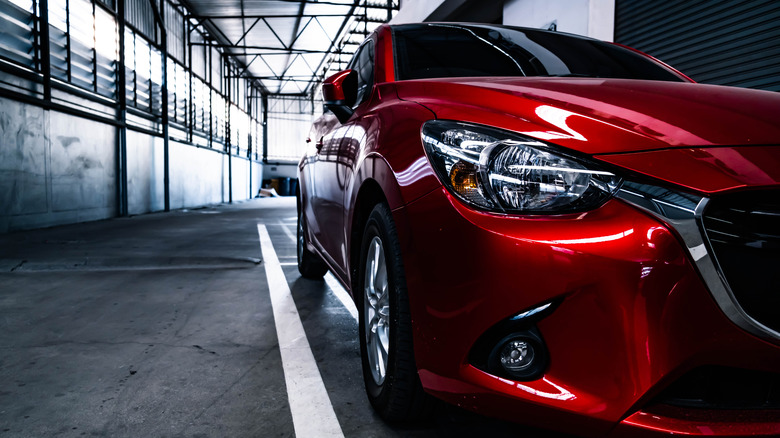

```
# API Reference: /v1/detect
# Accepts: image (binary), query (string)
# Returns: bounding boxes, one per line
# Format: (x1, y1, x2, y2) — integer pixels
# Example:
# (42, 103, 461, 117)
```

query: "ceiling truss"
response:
(181, 0, 399, 96)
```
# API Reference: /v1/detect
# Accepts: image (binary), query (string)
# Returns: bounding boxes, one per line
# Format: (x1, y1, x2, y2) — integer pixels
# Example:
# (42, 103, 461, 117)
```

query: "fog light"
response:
(488, 331, 547, 381)
(500, 339, 535, 372)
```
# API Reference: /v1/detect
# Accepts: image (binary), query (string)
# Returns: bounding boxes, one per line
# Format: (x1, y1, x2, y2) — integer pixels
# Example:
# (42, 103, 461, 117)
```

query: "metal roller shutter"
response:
(615, 0, 780, 92)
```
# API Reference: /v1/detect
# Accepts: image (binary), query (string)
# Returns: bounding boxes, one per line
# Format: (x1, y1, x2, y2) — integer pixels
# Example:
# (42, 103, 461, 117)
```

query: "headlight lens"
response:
(422, 120, 622, 214)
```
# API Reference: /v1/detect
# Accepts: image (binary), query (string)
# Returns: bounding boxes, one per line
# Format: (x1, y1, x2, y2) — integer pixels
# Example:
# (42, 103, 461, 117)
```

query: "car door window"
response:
(348, 41, 375, 108)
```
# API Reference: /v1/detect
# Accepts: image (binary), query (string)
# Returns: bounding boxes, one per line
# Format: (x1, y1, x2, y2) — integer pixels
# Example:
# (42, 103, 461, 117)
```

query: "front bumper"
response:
(394, 186, 780, 436)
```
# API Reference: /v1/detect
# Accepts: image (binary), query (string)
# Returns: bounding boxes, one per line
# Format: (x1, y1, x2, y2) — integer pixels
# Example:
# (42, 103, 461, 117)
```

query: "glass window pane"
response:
(8, 0, 33, 13)
(48, 0, 67, 32)
(0, 0, 37, 68)
(69, 0, 94, 49)
(124, 28, 135, 69)
(95, 6, 117, 61)
(136, 36, 150, 80)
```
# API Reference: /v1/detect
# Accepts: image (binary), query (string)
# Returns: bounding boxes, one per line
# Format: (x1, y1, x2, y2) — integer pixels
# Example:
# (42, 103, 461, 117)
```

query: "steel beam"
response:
(189, 43, 331, 54)
(188, 13, 348, 19)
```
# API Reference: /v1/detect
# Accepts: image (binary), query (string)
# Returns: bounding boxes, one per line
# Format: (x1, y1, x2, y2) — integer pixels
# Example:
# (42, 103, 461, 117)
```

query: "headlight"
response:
(422, 120, 622, 214)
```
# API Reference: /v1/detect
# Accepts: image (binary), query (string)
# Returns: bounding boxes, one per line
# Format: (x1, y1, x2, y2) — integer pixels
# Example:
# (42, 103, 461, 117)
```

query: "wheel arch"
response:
(349, 178, 390, 297)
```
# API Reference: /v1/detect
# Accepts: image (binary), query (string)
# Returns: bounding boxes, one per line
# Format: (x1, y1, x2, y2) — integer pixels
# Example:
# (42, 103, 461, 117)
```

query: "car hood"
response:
(394, 77, 780, 155)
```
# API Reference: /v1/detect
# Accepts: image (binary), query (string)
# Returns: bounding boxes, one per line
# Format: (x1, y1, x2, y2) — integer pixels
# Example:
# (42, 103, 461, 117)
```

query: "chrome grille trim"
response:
(616, 181, 780, 343)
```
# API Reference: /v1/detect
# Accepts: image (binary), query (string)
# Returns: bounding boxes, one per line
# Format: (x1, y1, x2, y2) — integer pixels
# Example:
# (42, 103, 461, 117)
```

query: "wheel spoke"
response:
(367, 259, 375, 294)
(376, 254, 387, 295)
(376, 291, 387, 317)
(377, 335, 387, 377)
(378, 324, 389, 354)
(373, 241, 381, 276)
(370, 312, 380, 333)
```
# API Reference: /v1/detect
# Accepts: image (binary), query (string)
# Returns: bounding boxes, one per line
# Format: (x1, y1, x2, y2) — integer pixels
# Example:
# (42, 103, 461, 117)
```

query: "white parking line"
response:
(325, 273, 358, 322)
(257, 224, 344, 438)
(279, 222, 358, 322)
(279, 221, 296, 242)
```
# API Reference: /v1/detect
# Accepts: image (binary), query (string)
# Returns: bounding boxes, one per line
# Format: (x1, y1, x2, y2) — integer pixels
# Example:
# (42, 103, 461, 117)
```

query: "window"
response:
(68, 0, 95, 91)
(134, 32, 151, 109)
(94, 5, 117, 98)
(166, 58, 188, 124)
(125, 0, 155, 42)
(0, 0, 263, 160)
(348, 40, 374, 107)
(150, 44, 162, 114)
(266, 96, 315, 161)
(190, 30, 206, 79)
(393, 23, 686, 82)
(164, 1, 184, 63)
(191, 76, 206, 134)
(48, 0, 68, 81)
(211, 89, 225, 143)
(35, 0, 118, 96)
(0, 0, 36, 69)
(124, 27, 136, 103)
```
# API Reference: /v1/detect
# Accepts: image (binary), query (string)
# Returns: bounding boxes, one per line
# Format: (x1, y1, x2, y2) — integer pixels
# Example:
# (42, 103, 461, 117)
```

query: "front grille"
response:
(702, 190, 780, 334)
(656, 366, 780, 410)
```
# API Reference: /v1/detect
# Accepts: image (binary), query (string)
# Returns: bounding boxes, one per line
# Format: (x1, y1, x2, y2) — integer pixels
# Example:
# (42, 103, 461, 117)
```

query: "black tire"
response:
(297, 201, 328, 279)
(358, 203, 432, 423)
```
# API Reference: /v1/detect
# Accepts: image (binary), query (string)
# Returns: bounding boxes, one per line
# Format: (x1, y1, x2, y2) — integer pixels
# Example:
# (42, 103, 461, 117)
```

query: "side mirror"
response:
(322, 69, 357, 123)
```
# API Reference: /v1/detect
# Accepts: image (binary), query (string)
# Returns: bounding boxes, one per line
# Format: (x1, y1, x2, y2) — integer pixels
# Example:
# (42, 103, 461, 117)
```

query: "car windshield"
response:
(393, 23, 686, 82)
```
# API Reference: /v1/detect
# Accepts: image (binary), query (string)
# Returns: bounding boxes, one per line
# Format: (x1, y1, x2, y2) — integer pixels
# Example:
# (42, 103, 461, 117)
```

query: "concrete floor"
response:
(0, 198, 573, 437)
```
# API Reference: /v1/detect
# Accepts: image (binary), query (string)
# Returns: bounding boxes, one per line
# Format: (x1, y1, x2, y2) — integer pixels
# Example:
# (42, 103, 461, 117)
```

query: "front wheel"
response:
(358, 203, 432, 423)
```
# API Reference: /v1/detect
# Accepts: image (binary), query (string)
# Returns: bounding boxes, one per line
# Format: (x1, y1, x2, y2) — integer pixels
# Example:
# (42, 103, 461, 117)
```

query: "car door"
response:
(309, 120, 349, 270)
(333, 41, 375, 275)
(308, 41, 375, 277)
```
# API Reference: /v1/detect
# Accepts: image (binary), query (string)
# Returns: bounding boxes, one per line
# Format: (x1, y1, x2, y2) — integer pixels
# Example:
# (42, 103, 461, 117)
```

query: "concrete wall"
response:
(0, 97, 117, 232)
(0, 95, 263, 233)
(503, 0, 615, 41)
(49, 111, 117, 222)
(393, 0, 615, 41)
(0, 97, 47, 231)
(169, 140, 226, 210)
(391, 0, 450, 24)
(263, 163, 297, 180)
(127, 130, 165, 215)
(229, 156, 263, 201)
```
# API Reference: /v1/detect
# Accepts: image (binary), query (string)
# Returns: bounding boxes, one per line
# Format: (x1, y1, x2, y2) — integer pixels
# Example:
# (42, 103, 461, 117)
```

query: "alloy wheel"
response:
(364, 235, 390, 386)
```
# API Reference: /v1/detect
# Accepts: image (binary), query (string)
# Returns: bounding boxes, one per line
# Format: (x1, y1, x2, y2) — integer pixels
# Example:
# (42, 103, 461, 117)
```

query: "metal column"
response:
(226, 65, 232, 203)
(116, 0, 128, 216)
(261, 93, 268, 162)
(38, 0, 52, 102)
(158, 0, 170, 211)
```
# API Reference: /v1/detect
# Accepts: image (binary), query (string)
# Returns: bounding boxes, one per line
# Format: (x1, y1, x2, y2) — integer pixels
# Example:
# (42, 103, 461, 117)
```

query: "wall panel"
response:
(616, 0, 780, 91)
(127, 130, 165, 215)
(0, 97, 47, 218)
(48, 111, 116, 215)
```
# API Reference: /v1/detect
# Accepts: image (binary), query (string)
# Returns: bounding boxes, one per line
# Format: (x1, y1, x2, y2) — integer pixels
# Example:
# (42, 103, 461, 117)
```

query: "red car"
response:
(297, 23, 780, 437)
